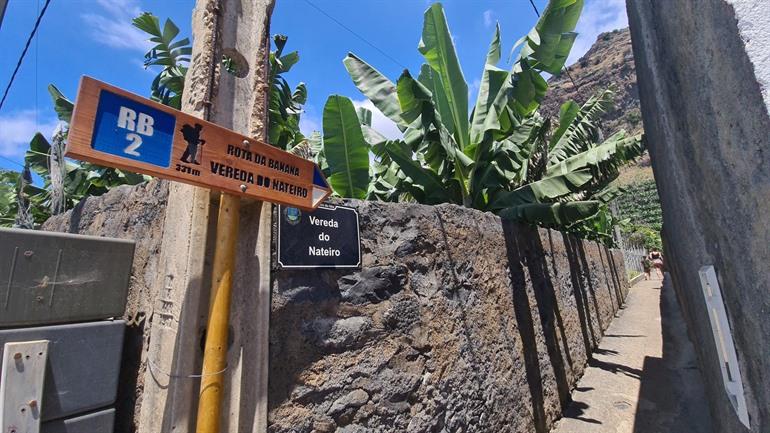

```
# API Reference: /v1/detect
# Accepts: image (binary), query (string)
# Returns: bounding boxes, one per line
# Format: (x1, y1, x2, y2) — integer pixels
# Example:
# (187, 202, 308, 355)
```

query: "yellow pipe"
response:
(196, 192, 241, 433)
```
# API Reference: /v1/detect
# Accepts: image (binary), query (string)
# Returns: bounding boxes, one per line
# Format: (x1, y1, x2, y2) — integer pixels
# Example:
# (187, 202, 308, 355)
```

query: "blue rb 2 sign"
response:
(91, 90, 176, 168)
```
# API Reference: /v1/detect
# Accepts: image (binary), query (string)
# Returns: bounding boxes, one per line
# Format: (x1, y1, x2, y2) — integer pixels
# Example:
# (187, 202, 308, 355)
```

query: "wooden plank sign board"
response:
(66, 76, 331, 210)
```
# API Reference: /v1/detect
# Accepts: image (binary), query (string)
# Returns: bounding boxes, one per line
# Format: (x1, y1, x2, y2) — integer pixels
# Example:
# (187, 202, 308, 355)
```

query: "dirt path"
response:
(550, 277, 712, 433)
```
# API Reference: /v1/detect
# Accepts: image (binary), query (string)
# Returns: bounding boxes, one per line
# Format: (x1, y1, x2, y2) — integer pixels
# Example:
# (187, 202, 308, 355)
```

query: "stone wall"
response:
(627, 1, 770, 432)
(43, 185, 628, 433)
(268, 200, 628, 433)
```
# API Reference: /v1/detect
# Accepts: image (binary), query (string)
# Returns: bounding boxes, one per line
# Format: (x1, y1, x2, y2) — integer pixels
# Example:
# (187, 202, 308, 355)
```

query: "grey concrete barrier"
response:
(0, 228, 135, 328)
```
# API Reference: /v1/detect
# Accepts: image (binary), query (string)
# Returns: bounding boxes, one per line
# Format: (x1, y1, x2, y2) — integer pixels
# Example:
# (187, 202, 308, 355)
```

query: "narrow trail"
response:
(550, 277, 713, 433)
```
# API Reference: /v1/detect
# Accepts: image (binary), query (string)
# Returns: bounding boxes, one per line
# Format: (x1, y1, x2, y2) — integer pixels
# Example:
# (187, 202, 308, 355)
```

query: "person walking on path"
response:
(642, 255, 652, 280)
(648, 248, 664, 279)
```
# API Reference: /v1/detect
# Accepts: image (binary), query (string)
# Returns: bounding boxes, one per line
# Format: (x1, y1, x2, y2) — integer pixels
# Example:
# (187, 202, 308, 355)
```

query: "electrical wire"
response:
(527, 0, 540, 16)
(0, 0, 53, 113)
(0, 155, 25, 169)
(147, 356, 228, 379)
(301, 0, 407, 70)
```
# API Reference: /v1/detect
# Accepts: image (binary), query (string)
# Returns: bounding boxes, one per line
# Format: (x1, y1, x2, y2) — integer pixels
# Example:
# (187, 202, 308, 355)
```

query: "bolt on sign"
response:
(66, 76, 331, 210)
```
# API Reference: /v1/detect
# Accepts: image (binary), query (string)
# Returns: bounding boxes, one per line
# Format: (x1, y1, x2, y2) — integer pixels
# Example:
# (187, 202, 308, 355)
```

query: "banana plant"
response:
(0, 84, 148, 228)
(132, 13, 190, 109)
(323, 0, 644, 233)
(0, 168, 45, 228)
(321, 95, 370, 199)
(1, 15, 313, 228)
(269, 35, 308, 150)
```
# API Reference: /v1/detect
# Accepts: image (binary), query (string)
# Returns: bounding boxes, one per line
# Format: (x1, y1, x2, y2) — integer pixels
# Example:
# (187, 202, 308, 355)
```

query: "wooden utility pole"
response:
(138, 0, 276, 432)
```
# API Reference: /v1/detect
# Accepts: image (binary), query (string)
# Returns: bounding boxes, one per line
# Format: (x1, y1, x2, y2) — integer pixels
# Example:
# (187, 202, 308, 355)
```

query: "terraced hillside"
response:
(540, 28, 661, 244)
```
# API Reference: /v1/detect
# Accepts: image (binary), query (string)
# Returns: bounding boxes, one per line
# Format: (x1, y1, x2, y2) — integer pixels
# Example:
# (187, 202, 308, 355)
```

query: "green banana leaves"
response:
(327, 0, 644, 242)
(500, 201, 600, 226)
(322, 95, 371, 199)
(419, 3, 470, 151)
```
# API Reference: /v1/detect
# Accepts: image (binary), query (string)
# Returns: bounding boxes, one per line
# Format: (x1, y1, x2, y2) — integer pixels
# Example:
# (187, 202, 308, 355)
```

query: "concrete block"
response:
(41, 408, 115, 433)
(0, 340, 49, 433)
(0, 321, 124, 421)
(0, 228, 134, 327)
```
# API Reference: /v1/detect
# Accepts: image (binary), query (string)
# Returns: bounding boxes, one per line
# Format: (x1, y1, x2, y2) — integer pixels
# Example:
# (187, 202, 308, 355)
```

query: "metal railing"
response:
(621, 242, 646, 277)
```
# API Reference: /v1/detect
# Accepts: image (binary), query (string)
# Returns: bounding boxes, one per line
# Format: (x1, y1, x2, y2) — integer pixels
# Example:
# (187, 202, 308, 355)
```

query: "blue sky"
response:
(0, 0, 628, 172)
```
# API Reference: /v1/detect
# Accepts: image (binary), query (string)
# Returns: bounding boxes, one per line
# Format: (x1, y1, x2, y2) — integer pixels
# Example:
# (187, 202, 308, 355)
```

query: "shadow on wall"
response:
(503, 222, 626, 433)
(267, 267, 348, 410)
(267, 202, 628, 433)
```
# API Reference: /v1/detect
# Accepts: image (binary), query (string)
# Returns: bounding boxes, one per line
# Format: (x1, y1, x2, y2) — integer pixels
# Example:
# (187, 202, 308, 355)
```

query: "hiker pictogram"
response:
(180, 123, 206, 165)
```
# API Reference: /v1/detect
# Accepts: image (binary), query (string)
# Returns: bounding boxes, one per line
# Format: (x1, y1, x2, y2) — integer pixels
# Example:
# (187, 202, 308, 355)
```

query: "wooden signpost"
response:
(66, 76, 331, 210)
(66, 75, 332, 432)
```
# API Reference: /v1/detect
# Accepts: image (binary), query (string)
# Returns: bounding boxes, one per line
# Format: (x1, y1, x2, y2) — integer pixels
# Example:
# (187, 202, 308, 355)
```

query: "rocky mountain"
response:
(540, 27, 643, 138)
(541, 27, 651, 183)
(540, 27, 662, 235)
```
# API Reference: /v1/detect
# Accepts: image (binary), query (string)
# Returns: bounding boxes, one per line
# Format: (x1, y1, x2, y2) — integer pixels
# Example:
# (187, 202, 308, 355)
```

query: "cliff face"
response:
(541, 28, 643, 138)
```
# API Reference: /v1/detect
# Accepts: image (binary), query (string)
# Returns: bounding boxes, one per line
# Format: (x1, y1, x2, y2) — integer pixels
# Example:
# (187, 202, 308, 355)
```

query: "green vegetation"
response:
(314, 0, 645, 244)
(1, 85, 147, 228)
(268, 35, 307, 150)
(1, 2, 645, 248)
(616, 179, 662, 249)
(0, 168, 40, 227)
(627, 108, 642, 127)
(132, 13, 191, 109)
(616, 179, 662, 229)
(0, 14, 306, 228)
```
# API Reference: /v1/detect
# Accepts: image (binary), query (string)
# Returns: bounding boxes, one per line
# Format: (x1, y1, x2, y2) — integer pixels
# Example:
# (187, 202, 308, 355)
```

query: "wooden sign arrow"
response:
(66, 76, 331, 210)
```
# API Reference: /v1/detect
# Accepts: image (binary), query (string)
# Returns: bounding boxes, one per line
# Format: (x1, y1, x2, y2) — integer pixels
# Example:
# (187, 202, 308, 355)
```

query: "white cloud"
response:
(95, 0, 141, 18)
(299, 112, 321, 136)
(81, 0, 151, 51)
(567, 0, 628, 65)
(0, 111, 60, 157)
(298, 100, 403, 140)
(352, 99, 402, 140)
(483, 10, 494, 28)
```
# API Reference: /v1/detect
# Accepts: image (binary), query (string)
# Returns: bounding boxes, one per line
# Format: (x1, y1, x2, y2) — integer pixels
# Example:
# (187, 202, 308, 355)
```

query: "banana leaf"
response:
(384, 140, 451, 204)
(548, 89, 614, 165)
(546, 131, 645, 177)
(490, 168, 593, 209)
(48, 85, 73, 123)
(344, 53, 406, 130)
(418, 3, 469, 150)
(500, 200, 600, 226)
(322, 95, 370, 199)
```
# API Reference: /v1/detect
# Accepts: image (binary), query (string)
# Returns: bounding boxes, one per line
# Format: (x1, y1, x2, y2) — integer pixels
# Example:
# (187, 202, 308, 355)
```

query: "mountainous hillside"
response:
(541, 28, 642, 137)
(541, 28, 661, 246)
(541, 27, 651, 184)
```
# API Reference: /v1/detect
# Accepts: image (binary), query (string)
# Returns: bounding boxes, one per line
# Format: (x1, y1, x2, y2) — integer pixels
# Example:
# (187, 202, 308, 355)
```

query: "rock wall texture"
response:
(627, 1, 770, 432)
(268, 200, 628, 433)
(42, 184, 628, 433)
